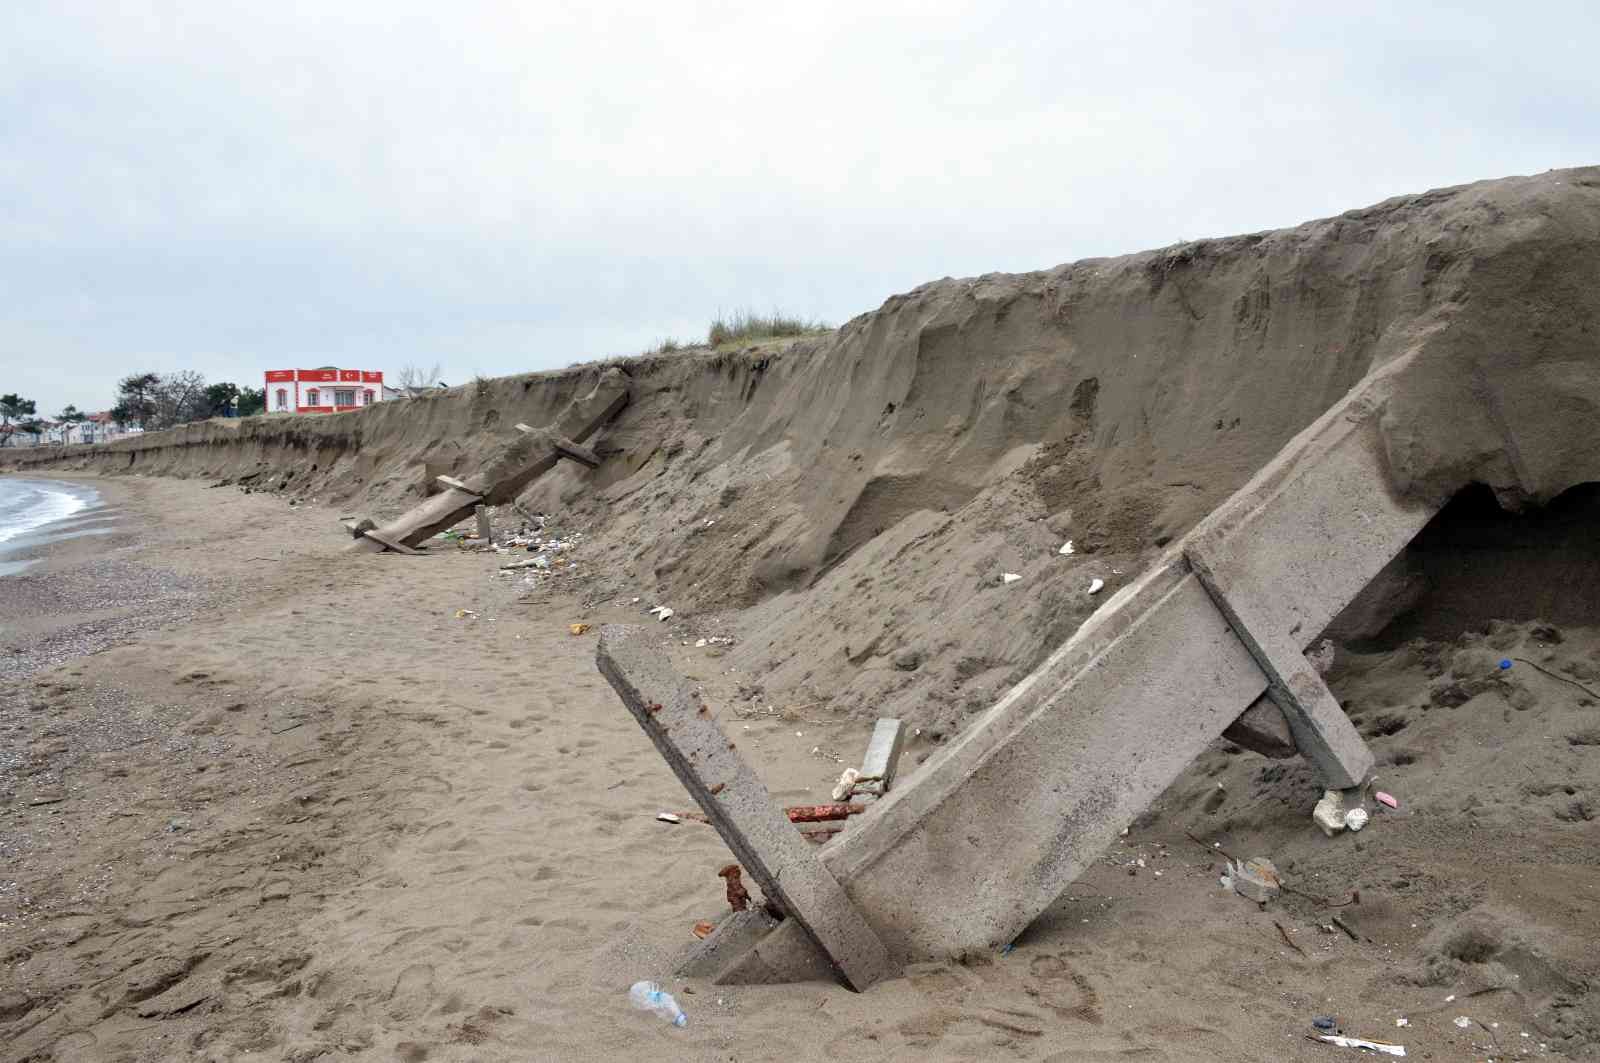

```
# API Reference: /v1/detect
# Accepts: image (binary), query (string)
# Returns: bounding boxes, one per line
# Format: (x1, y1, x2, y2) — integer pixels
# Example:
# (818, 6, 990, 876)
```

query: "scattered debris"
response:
(785, 803, 863, 823)
(1394, 1018, 1409, 1028)
(1375, 791, 1399, 809)
(454, 609, 478, 620)
(1314, 1034, 1405, 1056)
(656, 812, 682, 824)
(831, 768, 861, 801)
(1087, 577, 1105, 595)
(1274, 920, 1306, 956)
(1001, 572, 1022, 584)
(569, 623, 592, 636)
(1453, 1016, 1471, 1029)
(1312, 1017, 1337, 1030)
(691, 921, 716, 939)
(628, 980, 688, 1027)
(718, 864, 750, 912)
(1345, 807, 1369, 831)
(648, 605, 674, 621)
(1059, 540, 1075, 555)
(1313, 789, 1347, 836)
(1499, 658, 1513, 670)
(1222, 856, 1281, 903)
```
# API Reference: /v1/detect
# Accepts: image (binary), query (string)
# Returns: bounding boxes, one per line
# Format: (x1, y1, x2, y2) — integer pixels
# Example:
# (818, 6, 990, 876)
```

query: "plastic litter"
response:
(1221, 856, 1280, 902)
(1375, 791, 1399, 809)
(1059, 540, 1075, 555)
(656, 812, 681, 824)
(1312, 1017, 1336, 1030)
(570, 623, 591, 636)
(1453, 1016, 1471, 1028)
(1316, 1034, 1405, 1056)
(1001, 572, 1022, 584)
(1345, 807, 1369, 831)
(1499, 658, 1513, 670)
(648, 606, 674, 621)
(1087, 578, 1105, 595)
(629, 981, 687, 1027)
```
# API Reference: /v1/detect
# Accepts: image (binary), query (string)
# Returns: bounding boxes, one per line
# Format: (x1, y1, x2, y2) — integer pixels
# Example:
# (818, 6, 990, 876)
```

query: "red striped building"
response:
(264, 368, 386, 414)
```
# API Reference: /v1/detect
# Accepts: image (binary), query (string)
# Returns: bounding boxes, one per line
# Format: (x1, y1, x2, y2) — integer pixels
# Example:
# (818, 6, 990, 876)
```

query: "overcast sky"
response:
(3, 2, 1596, 416)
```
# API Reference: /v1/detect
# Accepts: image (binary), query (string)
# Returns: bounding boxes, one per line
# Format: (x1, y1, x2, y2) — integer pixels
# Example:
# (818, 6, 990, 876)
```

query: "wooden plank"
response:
(435, 474, 479, 495)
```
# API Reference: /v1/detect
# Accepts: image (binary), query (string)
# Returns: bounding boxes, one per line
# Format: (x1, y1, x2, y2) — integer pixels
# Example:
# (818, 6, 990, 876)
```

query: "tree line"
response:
(0, 372, 267, 445)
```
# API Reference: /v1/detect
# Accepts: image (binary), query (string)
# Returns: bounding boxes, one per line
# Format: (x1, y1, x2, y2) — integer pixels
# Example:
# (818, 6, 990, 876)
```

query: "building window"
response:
(276, 388, 288, 410)
(334, 388, 356, 406)
(362, 389, 374, 405)
(306, 388, 320, 406)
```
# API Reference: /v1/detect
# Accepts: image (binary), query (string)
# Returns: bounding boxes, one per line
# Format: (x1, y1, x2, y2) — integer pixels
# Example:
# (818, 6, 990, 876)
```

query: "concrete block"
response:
(860, 719, 906, 789)
(596, 625, 894, 991)
(676, 909, 779, 979)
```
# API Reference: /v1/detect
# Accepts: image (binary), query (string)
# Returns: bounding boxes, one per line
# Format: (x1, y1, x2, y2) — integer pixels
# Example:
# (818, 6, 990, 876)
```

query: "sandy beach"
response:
(0, 470, 1594, 1062)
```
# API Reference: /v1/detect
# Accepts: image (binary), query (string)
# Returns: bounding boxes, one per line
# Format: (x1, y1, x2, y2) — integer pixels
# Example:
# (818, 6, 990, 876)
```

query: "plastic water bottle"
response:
(628, 980, 688, 1027)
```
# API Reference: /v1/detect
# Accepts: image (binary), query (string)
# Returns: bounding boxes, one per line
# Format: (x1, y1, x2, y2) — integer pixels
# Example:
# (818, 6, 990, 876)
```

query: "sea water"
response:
(0, 478, 102, 574)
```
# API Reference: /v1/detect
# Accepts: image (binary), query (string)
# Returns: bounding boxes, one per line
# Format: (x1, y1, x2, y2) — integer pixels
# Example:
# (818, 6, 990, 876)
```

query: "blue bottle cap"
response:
(1499, 659, 1513, 670)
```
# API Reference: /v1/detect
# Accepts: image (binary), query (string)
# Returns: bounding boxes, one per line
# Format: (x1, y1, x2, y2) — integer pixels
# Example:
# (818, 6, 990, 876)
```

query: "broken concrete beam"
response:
(475, 505, 491, 542)
(360, 528, 423, 555)
(553, 438, 600, 468)
(596, 625, 894, 991)
(1180, 359, 1430, 788)
(860, 719, 906, 789)
(518, 424, 602, 468)
(1185, 569, 1374, 789)
(1181, 351, 1436, 644)
(1222, 696, 1298, 759)
(349, 370, 628, 553)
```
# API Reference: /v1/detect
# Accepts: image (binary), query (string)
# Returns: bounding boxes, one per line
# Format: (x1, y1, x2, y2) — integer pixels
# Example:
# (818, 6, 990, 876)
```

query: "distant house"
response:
(265, 368, 387, 414)
(0, 422, 45, 447)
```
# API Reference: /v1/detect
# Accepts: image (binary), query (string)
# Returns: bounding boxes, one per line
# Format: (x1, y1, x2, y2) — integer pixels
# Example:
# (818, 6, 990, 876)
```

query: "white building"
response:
(265, 368, 387, 414)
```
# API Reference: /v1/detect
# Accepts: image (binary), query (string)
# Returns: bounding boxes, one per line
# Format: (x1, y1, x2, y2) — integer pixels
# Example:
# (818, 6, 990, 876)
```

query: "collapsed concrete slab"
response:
(606, 351, 1450, 983)
(348, 369, 628, 553)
